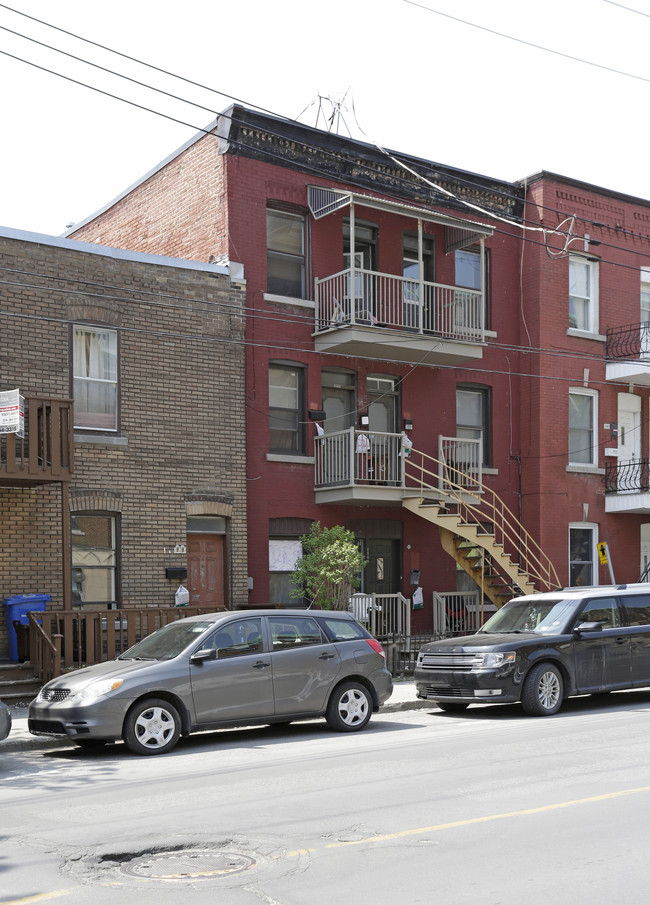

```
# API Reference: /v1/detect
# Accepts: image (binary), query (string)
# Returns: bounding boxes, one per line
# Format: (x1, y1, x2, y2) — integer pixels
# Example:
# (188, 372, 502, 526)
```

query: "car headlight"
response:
(479, 651, 516, 668)
(67, 679, 124, 704)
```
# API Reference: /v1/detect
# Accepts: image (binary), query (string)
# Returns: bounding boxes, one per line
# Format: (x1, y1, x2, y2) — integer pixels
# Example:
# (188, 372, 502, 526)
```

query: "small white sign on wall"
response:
(0, 389, 24, 438)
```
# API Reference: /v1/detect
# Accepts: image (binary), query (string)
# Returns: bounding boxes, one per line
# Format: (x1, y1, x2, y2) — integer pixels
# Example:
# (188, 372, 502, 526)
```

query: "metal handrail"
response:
(405, 448, 560, 594)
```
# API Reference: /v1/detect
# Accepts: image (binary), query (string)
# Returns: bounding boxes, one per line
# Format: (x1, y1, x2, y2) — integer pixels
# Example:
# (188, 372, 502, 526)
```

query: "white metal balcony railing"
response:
(314, 429, 482, 492)
(432, 591, 495, 636)
(348, 592, 411, 637)
(438, 435, 483, 491)
(315, 428, 404, 487)
(315, 268, 484, 342)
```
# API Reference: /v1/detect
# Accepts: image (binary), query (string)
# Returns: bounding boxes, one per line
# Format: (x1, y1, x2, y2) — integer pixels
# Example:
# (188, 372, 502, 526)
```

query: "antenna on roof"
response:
(296, 90, 353, 136)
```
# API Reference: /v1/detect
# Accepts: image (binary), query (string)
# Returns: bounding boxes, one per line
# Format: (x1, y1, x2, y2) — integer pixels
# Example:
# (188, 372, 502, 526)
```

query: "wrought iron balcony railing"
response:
(605, 458, 650, 494)
(606, 322, 650, 361)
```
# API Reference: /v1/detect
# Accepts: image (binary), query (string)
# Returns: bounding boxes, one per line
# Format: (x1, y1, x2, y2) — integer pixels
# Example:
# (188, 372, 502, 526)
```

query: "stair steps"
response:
(0, 662, 41, 705)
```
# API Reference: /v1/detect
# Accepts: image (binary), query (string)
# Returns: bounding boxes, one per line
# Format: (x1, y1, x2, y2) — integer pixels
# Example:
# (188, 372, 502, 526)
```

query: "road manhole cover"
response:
(120, 850, 256, 880)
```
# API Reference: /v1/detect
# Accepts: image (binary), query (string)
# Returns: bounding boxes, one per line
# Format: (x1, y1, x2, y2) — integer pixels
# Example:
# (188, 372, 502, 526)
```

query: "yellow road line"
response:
(288, 785, 650, 856)
(1, 892, 72, 904)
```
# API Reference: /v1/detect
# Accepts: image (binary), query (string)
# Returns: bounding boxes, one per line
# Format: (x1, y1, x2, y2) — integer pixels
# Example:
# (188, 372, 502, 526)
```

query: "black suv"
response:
(414, 584, 650, 716)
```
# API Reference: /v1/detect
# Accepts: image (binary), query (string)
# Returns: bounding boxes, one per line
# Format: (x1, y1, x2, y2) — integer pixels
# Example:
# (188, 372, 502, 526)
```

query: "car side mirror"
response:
(573, 621, 603, 636)
(190, 648, 218, 663)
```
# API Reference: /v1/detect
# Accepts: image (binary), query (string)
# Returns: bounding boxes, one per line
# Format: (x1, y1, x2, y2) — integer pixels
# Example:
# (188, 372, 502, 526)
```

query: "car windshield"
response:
(118, 620, 216, 661)
(478, 598, 577, 635)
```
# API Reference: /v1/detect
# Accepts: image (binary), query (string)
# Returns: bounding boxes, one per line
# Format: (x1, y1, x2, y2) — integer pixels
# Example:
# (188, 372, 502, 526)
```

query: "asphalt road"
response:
(2, 688, 650, 904)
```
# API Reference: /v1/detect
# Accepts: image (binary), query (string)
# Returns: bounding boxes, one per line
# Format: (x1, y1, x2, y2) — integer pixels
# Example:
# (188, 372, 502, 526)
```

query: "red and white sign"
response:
(0, 389, 24, 438)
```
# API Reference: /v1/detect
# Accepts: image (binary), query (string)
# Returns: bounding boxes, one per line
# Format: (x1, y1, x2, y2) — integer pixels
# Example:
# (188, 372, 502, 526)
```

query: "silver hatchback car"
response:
(28, 609, 393, 755)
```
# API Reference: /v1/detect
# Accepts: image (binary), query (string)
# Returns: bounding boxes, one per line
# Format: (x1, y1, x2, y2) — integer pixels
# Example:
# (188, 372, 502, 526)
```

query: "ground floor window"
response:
(269, 538, 303, 604)
(71, 513, 118, 607)
(569, 524, 596, 587)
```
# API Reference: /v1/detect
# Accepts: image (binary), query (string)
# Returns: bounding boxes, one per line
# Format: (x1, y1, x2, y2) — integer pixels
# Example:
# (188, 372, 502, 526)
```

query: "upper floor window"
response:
(269, 362, 305, 454)
(456, 385, 490, 467)
(73, 325, 118, 430)
(641, 267, 650, 323)
(266, 209, 306, 298)
(71, 513, 118, 607)
(568, 388, 598, 466)
(569, 256, 599, 334)
(455, 246, 489, 329)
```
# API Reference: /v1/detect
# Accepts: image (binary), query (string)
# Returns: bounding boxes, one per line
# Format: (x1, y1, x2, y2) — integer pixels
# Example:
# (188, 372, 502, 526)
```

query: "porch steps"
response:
(402, 497, 536, 606)
(0, 662, 41, 705)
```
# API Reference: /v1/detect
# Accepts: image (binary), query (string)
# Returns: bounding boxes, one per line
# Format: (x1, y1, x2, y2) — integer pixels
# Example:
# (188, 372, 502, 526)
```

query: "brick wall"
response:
(0, 232, 247, 659)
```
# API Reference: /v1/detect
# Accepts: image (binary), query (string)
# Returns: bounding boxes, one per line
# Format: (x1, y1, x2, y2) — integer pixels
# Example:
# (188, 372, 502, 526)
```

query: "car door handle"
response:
(319, 652, 336, 660)
(252, 660, 271, 669)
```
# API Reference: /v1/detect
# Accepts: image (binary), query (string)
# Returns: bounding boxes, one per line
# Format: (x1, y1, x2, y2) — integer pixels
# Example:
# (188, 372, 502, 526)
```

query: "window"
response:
(456, 385, 490, 467)
(73, 325, 118, 430)
(269, 363, 305, 454)
(403, 234, 434, 330)
(569, 525, 596, 587)
(266, 209, 306, 298)
(269, 615, 324, 648)
(642, 268, 650, 323)
(569, 388, 598, 466)
(204, 618, 263, 657)
(569, 256, 599, 333)
(269, 538, 303, 604)
(622, 594, 650, 626)
(71, 514, 118, 607)
(455, 246, 489, 331)
(576, 596, 621, 628)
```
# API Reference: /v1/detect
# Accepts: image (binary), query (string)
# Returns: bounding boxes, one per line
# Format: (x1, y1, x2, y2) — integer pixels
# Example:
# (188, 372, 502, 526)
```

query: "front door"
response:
(364, 538, 399, 596)
(617, 393, 641, 493)
(572, 596, 631, 692)
(187, 533, 225, 608)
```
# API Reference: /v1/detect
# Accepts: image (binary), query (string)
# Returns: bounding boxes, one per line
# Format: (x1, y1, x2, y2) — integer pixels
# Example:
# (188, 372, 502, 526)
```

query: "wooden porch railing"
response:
(27, 607, 222, 683)
(0, 396, 73, 485)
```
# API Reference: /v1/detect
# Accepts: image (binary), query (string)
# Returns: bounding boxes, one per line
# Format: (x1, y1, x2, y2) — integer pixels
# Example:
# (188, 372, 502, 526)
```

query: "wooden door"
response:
(187, 533, 225, 608)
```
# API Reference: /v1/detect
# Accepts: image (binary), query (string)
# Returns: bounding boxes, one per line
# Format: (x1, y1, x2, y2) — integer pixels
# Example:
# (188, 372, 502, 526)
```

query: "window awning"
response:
(307, 185, 493, 251)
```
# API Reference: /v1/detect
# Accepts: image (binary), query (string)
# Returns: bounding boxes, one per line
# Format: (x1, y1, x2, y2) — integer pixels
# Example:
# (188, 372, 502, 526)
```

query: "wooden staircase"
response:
(0, 661, 41, 705)
(403, 450, 559, 607)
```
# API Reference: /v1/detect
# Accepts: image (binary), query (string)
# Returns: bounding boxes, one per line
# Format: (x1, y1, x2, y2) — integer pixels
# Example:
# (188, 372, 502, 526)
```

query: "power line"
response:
(402, 0, 650, 86)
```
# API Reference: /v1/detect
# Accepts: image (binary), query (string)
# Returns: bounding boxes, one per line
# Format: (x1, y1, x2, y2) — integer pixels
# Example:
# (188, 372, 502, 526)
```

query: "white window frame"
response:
(568, 387, 598, 467)
(568, 523, 598, 588)
(569, 255, 599, 335)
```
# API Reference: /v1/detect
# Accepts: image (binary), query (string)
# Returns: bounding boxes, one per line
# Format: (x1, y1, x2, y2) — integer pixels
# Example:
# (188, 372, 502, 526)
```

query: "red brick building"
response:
(67, 107, 650, 631)
(0, 228, 248, 658)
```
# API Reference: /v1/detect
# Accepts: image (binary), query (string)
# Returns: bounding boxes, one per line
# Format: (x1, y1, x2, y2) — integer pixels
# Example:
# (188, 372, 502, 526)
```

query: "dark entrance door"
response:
(187, 533, 225, 608)
(364, 538, 400, 596)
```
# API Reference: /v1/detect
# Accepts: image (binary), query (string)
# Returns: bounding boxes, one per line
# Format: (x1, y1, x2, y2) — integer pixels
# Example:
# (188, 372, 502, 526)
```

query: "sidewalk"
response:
(1, 680, 431, 753)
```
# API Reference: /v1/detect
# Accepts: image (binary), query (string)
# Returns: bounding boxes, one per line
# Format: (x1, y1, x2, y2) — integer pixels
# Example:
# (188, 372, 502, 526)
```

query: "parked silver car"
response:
(28, 609, 393, 755)
(0, 701, 11, 741)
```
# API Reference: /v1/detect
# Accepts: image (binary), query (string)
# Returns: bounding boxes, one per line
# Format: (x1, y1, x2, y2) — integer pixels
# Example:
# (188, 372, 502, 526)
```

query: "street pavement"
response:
(1, 678, 431, 753)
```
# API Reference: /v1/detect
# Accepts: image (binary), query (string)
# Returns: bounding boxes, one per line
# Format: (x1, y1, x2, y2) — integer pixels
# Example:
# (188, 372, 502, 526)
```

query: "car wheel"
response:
(521, 663, 564, 716)
(436, 702, 469, 713)
(326, 682, 372, 732)
(123, 698, 181, 755)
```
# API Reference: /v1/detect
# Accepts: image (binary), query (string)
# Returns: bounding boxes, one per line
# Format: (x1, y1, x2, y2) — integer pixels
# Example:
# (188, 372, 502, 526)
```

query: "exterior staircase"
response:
(403, 450, 559, 607)
(0, 661, 41, 705)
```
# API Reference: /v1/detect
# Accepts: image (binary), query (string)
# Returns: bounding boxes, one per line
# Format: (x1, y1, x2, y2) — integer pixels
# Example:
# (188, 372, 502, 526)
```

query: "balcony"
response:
(605, 323, 650, 386)
(605, 458, 650, 513)
(0, 397, 74, 486)
(314, 267, 485, 365)
(314, 429, 482, 505)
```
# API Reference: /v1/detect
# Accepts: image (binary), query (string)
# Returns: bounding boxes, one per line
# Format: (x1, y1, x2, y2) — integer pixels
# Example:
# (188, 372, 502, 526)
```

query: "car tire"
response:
(436, 702, 469, 713)
(326, 681, 372, 732)
(123, 698, 181, 755)
(521, 663, 564, 716)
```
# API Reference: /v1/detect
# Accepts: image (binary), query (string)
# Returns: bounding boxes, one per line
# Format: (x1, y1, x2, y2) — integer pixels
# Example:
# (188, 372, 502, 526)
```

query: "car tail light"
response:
(366, 638, 385, 658)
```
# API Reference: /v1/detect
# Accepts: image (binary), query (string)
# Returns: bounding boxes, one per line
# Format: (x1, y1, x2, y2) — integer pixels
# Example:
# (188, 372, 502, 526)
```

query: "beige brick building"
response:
(0, 227, 247, 659)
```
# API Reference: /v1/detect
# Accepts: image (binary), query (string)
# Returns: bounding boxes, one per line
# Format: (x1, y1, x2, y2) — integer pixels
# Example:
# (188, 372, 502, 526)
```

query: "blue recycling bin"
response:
(3, 594, 51, 662)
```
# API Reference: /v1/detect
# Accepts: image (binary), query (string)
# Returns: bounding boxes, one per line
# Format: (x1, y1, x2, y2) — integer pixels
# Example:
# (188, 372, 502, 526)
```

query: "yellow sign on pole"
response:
(598, 542, 608, 566)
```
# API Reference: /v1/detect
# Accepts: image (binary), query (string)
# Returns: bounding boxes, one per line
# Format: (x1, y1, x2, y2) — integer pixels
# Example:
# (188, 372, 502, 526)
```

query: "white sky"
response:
(1, 0, 649, 238)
